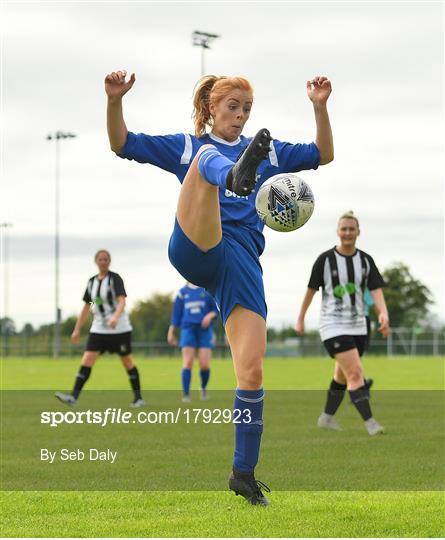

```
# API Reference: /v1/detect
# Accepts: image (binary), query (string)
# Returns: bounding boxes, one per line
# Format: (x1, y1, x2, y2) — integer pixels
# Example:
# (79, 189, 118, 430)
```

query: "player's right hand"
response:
(167, 332, 177, 346)
(71, 329, 80, 344)
(295, 320, 304, 336)
(104, 70, 136, 99)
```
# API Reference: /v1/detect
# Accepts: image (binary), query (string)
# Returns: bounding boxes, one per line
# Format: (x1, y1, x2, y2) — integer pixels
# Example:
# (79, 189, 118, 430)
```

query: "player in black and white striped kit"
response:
(295, 211, 389, 435)
(55, 250, 144, 407)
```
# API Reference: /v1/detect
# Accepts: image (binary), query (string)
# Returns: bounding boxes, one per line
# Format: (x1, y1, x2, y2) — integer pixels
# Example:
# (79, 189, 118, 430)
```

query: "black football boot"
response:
(226, 128, 272, 196)
(229, 469, 271, 506)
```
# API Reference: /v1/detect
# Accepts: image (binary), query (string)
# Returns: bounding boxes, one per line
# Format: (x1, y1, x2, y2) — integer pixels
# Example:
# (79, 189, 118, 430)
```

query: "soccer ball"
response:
(255, 173, 315, 232)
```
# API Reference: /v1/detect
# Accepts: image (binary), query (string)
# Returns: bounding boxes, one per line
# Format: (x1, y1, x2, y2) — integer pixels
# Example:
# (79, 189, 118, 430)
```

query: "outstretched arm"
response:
(105, 70, 136, 153)
(295, 288, 317, 335)
(307, 76, 334, 165)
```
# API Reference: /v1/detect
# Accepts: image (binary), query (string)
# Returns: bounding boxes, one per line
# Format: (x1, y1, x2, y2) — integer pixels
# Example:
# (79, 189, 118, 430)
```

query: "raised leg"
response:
(176, 146, 222, 251)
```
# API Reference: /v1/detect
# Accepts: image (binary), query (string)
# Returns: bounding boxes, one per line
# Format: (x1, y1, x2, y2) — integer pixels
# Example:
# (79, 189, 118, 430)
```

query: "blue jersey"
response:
(118, 131, 320, 256)
(171, 285, 218, 328)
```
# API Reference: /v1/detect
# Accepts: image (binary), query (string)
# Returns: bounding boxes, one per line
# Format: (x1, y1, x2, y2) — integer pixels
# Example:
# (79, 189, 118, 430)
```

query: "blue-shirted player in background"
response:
(167, 282, 218, 402)
(105, 70, 334, 505)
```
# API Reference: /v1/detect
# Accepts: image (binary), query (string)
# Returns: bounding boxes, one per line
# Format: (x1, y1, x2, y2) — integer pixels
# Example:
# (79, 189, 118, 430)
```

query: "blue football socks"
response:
(200, 368, 210, 390)
(197, 148, 234, 190)
(233, 388, 265, 473)
(181, 368, 192, 396)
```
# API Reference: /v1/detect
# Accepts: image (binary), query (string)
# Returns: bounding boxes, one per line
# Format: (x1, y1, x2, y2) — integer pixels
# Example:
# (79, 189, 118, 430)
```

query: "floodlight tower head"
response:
(192, 30, 220, 50)
(47, 131, 77, 140)
(192, 30, 221, 76)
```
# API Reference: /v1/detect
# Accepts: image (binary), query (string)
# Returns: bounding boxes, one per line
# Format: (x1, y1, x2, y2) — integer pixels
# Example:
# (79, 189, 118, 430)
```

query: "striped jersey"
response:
(171, 284, 218, 328)
(118, 131, 320, 257)
(308, 248, 385, 340)
(82, 271, 132, 334)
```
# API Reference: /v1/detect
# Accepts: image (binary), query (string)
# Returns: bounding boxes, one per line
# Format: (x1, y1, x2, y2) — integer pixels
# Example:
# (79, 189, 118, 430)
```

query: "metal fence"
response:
(1, 328, 444, 358)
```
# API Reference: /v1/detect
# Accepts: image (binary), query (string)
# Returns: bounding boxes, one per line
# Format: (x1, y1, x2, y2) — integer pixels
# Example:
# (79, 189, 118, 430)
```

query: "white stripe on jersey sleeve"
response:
(269, 140, 278, 167)
(109, 275, 117, 304)
(91, 278, 99, 302)
(180, 134, 193, 165)
(353, 254, 365, 315)
(322, 256, 337, 317)
(101, 276, 111, 313)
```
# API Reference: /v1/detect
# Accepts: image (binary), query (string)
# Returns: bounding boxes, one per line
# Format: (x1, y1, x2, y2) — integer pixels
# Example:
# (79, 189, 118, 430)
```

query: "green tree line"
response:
(0, 263, 440, 344)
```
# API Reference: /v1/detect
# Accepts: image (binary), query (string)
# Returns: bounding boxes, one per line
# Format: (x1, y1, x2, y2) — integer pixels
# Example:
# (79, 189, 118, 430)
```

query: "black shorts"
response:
(85, 332, 132, 356)
(323, 334, 367, 359)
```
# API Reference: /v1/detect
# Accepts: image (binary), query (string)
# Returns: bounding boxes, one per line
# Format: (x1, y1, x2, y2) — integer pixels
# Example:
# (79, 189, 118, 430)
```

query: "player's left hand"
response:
(377, 313, 390, 338)
(108, 316, 118, 329)
(71, 329, 80, 344)
(307, 76, 332, 105)
(294, 320, 305, 336)
(201, 313, 214, 329)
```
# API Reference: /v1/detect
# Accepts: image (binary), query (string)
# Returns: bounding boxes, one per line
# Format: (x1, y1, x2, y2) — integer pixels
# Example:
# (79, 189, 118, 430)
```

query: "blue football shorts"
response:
(179, 325, 214, 349)
(168, 218, 267, 325)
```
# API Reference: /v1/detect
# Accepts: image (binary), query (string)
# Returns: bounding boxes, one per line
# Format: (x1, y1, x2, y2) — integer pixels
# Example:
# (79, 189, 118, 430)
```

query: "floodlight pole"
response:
(192, 30, 221, 76)
(0, 222, 12, 356)
(46, 131, 76, 358)
(200, 47, 205, 79)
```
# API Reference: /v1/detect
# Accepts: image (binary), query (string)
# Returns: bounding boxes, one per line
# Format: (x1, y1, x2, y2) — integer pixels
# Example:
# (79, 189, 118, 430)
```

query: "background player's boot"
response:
(364, 417, 385, 435)
(182, 395, 191, 403)
(317, 412, 343, 431)
(55, 392, 77, 406)
(226, 129, 272, 196)
(229, 469, 270, 506)
(200, 388, 209, 400)
(130, 398, 145, 408)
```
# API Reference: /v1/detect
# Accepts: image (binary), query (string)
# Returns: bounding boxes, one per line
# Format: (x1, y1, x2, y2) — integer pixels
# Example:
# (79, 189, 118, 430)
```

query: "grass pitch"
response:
(1, 355, 444, 537)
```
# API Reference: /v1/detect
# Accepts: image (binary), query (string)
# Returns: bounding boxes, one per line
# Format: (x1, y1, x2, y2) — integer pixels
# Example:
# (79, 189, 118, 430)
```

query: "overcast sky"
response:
(1, 1, 443, 332)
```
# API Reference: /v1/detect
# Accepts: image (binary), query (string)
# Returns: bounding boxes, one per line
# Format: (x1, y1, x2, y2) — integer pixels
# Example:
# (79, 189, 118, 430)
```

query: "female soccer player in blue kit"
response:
(168, 282, 218, 401)
(105, 70, 333, 505)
